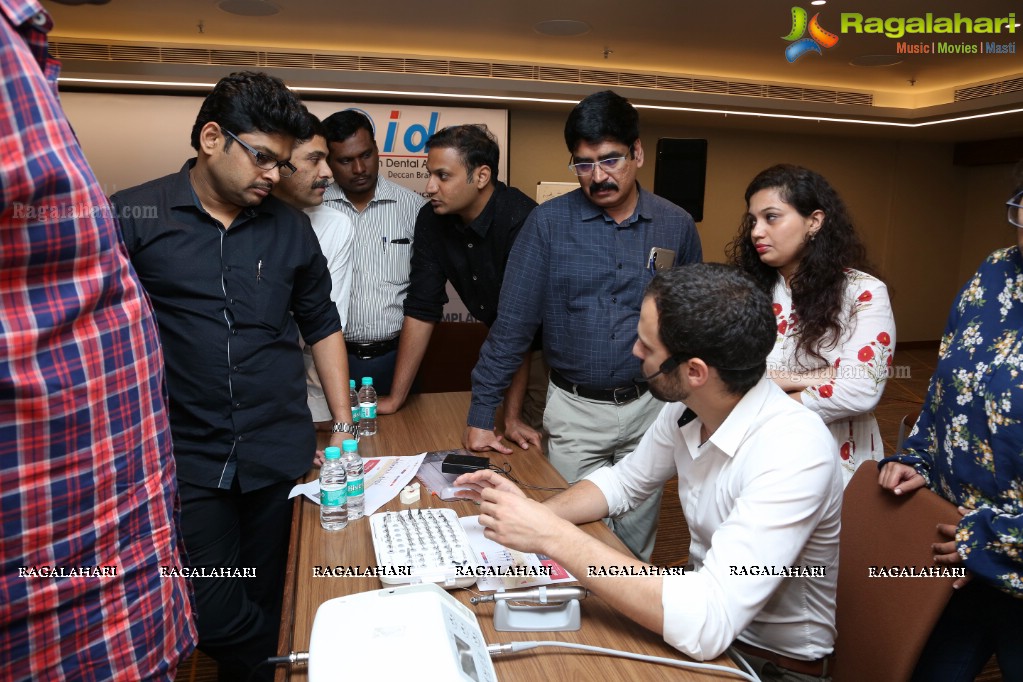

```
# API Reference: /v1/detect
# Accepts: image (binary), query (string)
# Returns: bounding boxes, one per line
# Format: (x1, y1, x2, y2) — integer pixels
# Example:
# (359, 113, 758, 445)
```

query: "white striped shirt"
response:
(323, 176, 426, 343)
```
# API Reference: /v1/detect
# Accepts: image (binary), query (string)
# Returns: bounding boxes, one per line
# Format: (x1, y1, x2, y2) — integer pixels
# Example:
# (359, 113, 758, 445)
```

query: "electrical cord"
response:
(488, 463, 567, 492)
(245, 651, 309, 682)
(486, 641, 760, 682)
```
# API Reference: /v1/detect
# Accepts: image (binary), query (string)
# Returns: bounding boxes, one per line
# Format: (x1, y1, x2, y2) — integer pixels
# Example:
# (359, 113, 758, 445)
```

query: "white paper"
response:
(459, 515, 575, 591)
(289, 453, 427, 516)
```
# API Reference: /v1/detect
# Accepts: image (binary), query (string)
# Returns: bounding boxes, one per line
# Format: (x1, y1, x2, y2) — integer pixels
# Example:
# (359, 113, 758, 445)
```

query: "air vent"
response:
(956, 76, 1023, 102)
(49, 40, 873, 107)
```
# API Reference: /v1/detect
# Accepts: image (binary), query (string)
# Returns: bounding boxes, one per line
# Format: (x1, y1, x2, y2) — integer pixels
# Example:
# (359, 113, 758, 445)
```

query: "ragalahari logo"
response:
(783, 6, 840, 62)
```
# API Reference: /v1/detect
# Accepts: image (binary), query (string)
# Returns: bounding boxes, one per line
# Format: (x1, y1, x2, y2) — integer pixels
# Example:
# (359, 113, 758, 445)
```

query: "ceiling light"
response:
(849, 54, 904, 67)
(57, 76, 1023, 129)
(534, 20, 590, 37)
(811, 1, 827, 5)
(218, 0, 279, 17)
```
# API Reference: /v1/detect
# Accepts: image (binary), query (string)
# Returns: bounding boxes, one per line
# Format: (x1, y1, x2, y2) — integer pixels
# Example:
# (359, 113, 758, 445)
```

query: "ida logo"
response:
(783, 6, 840, 62)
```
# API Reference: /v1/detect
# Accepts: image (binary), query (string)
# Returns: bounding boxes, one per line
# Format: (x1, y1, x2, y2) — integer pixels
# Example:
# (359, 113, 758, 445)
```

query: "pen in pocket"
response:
(257, 259, 262, 282)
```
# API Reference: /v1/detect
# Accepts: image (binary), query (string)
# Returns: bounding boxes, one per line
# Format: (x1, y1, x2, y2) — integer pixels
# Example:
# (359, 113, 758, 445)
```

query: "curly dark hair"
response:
(725, 163, 876, 367)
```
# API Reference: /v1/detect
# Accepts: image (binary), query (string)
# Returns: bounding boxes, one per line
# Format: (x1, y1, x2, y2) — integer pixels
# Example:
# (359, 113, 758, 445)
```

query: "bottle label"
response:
(321, 486, 346, 508)
(347, 476, 364, 497)
(360, 403, 377, 419)
(351, 405, 360, 423)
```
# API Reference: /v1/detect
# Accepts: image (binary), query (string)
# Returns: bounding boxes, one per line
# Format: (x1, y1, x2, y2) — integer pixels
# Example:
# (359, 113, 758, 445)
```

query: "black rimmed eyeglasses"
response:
(1007, 190, 1023, 228)
(222, 128, 297, 178)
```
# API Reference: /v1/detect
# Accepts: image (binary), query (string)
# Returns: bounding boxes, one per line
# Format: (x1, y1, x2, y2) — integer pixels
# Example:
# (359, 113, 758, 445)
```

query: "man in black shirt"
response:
(377, 124, 544, 449)
(113, 72, 355, 682)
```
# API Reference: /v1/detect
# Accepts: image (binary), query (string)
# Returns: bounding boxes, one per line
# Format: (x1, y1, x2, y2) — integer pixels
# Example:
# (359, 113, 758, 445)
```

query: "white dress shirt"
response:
(586, 377, 842, 661)
(302, 204, 354, 421)
(323, 176, 426, 343)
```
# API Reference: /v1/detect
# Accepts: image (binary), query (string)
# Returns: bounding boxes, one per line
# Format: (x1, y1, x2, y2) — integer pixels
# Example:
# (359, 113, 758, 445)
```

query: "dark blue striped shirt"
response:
(468, 186, 701, 429)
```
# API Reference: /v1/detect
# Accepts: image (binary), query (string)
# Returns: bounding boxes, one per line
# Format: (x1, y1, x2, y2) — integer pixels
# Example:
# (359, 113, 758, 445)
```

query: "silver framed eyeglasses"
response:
(1007, 190, 1023, 228)
(567, 155, 628, 176)
(222, 128, 297, 178)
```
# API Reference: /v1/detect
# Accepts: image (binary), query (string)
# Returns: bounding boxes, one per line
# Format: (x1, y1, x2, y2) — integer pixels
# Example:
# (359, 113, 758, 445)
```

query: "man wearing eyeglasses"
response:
(112, 72, 354, 682)
(465, 90, 702, 561)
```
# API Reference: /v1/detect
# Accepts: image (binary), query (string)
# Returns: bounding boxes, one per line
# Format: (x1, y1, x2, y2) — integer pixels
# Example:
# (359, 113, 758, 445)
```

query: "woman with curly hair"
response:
(727, 164, 895, 485)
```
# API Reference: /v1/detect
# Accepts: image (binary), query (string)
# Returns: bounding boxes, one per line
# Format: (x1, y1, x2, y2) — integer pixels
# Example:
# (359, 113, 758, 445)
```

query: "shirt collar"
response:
(323, 175, 402, 207)
(1, 0, 48, 29)
(679, 376, 775, 460)
(459, 181, 505, 238)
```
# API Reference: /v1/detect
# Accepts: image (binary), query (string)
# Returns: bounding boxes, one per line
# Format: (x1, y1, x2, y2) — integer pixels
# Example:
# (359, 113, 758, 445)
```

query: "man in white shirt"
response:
(458, 263, 842, 680)
(322, 109, 427, 394)
(271, 112, 354, 427)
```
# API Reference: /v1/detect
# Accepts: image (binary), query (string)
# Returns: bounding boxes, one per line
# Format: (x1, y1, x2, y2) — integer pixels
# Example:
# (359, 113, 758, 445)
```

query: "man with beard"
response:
(113, 73, 354, 681)
(465, 90, 701, 561)
(322, 109, 427, 394)
(272, 112, 355, 430)
(458, 264, 842, 680)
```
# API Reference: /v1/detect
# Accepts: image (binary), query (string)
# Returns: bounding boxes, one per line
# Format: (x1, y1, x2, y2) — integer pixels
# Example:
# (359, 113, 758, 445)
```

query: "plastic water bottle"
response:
(319, 446, 348, 531)
(349, 379, 361, 434)
(358, 377, 377, 436)
(341, 439, 365, 520)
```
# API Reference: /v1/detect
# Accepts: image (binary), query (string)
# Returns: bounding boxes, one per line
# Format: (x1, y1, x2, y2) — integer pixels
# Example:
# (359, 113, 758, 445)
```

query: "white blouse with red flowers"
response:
(766, 269, 896, 485)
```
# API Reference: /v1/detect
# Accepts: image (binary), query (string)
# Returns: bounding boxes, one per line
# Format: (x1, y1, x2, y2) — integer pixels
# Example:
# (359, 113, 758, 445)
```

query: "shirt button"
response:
(229, 298, 235, 304)
(467, 243, 474, 249)
(234, 401, 242, 408)
(237, 435, 245, 442)
(611, 334, 616, 340)
(232, 329, 238, 336)
(224, 266, 231, 272)
(618, 263, 623, 269)
(32, 12, 47, 26)
(232, 365, 240, 372)
(611, 297, 617, 303)
(472, 274, 478, 281)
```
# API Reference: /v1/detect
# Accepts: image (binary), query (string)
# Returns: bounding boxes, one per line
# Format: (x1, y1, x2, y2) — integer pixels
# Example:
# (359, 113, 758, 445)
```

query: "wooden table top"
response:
(276, 392, 738, 681)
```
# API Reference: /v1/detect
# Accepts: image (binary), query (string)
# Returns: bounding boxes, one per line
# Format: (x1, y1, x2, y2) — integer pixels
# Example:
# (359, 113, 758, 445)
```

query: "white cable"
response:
(728, 646, 761, 681)
(486, 640, 759, 681)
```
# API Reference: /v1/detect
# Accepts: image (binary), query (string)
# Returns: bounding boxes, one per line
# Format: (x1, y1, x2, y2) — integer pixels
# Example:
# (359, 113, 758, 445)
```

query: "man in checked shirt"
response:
(1, 0, 196, 679)
(465, 91, 703, 561)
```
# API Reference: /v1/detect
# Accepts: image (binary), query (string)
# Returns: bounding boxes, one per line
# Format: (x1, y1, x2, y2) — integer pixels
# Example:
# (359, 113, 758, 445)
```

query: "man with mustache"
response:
(272, 112, 355, 430)
(2, 0, 196, 678)
(113, 72, 354, 682)
(322, 109, 427, 395)
(465, 90, 702, 561)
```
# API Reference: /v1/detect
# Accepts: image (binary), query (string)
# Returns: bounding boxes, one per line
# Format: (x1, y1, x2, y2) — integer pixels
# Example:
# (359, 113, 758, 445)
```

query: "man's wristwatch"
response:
(332, 422, 359, 437)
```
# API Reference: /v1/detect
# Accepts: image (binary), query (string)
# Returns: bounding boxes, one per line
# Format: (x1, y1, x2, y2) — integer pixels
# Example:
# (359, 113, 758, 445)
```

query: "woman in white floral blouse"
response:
(877, 177, 1023, 681)
(728, 164, 896, 485)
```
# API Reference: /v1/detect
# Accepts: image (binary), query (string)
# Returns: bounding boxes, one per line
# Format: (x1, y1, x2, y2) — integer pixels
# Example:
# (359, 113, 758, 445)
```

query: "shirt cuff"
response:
(583, 467, 625, 517)
(467, 402, 497, 431)
(661, 571, 711, 660)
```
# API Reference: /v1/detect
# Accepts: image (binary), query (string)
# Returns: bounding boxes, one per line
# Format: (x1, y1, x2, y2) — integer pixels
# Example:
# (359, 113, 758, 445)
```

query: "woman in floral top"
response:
(878, 182, 1023, 681)
(728, 164, 895, 485)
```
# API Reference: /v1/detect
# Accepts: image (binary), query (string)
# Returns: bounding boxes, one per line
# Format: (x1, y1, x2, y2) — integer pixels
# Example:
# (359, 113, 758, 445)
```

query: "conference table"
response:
(276, 391, 739, 681)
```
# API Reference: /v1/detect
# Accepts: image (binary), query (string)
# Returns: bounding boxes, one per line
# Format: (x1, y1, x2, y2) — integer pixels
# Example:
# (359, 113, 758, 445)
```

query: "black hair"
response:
(726, 164, 877, 367)
(303, 112, 326, 143)
(322, 109, 375, 144)
(645, 263, 774, 396)
(563, 90, 640, 153)
(190, 71, 310, 151)
(425, 124, 499, 184)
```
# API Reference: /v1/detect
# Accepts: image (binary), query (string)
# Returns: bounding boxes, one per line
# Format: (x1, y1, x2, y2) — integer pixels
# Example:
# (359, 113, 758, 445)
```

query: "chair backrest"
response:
(831, 463, 962, 682)
(895, 411, 921, 454)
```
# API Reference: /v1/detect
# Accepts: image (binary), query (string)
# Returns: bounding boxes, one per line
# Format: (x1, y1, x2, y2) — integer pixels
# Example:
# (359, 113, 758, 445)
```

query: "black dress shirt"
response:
(404, 182, 538, 335)
(112, 161, 342, 492)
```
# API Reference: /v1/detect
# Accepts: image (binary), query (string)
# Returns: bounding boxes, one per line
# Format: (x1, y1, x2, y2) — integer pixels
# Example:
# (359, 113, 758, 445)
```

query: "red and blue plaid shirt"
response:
(0, 1, 197, 678)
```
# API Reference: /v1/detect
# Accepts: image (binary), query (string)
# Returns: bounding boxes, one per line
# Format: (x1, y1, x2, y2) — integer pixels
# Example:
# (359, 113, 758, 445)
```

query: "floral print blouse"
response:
(884, 247, 1023, 598)
(767, 269, 896, 485)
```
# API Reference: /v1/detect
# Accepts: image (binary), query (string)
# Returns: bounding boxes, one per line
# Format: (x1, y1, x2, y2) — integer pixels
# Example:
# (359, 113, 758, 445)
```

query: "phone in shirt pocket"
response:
(647, 247, 676, 274)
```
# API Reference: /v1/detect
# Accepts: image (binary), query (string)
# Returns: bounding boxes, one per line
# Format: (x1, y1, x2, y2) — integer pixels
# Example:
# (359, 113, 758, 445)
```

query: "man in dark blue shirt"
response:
(465, 90, 702, 561)
(379, 124, 545, 448)
(114, 72, 355, 682)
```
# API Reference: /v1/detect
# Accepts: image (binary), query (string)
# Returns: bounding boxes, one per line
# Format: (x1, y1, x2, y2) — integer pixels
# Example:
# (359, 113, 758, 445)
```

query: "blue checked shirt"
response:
(468, 186, 701, 430)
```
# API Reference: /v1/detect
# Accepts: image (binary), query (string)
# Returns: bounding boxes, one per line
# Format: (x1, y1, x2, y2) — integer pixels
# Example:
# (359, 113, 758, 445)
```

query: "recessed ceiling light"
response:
(534, 19, 591, 37)
(849, 54, 904, 67)
(218, 0, 279, 17)
(811, 1, 827, 5)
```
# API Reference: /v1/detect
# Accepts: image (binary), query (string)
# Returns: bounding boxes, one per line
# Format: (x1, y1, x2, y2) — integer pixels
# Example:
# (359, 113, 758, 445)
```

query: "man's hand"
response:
(934, 506, 972, 590)
(463, 425, 512, 455)
(502, 417, 542, 451)
(878, 461, 926, 495)
(456, 470, 562, 554)
(377, 394, 402, 415)
(314, 431, 354, 467)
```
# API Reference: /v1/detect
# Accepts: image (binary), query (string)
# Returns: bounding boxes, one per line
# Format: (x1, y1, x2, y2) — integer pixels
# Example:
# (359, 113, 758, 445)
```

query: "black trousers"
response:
(179, 479, 293, 682)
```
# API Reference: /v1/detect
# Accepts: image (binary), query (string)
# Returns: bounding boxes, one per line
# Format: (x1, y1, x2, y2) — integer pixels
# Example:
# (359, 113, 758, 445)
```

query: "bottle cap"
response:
(324, 446, 341, 460)
(349, 379, 356, 389)
(342, 440, 358, 453)
(361, 377, 373, 385)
